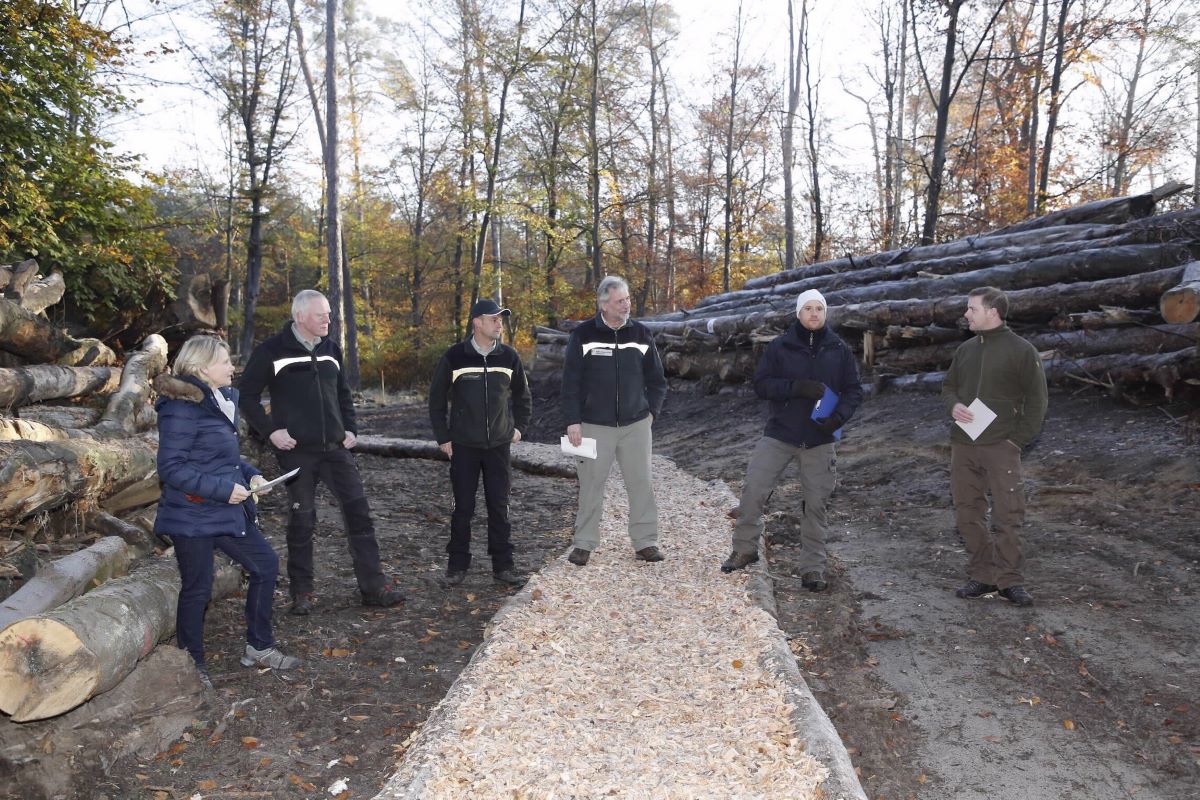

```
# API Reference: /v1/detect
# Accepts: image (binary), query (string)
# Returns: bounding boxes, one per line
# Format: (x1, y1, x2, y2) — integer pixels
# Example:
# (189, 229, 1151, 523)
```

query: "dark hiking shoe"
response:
(635, 546, 665, 563)
(444, 569, 467, 586)
(999, 585, 1035, 607)
(568, 548, 591, 566)
(720, 551, 759, 573)
(361, 586, 406, 608)
(196, 665, 214, 691)
(493, 569, 527, 587)
(801, 571, 829, 592)
(289, 592, 315, 616)
(955, 579, 999, 599)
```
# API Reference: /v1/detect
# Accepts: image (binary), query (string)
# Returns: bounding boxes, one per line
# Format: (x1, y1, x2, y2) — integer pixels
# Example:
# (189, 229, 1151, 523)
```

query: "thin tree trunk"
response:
(1038, 0, 1072, 214)
(783, 0, 800, 271)
(1026, 0, 1049, 214)
(325, 0, 343, 350)
(721, 3, 744, 293)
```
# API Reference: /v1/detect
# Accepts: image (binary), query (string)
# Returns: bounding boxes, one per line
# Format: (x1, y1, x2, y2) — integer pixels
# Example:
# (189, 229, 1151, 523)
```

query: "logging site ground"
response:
(9, 373, 1200, 800)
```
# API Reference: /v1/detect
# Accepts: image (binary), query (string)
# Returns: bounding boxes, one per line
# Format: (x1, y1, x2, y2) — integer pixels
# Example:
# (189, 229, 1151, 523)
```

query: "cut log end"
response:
(0, 617, 100, 721)
(1159, 288, 1200, 324)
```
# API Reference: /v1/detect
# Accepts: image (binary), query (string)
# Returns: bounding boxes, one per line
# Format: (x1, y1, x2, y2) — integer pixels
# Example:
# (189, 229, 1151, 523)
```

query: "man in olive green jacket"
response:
(941, 286, 1048, 607)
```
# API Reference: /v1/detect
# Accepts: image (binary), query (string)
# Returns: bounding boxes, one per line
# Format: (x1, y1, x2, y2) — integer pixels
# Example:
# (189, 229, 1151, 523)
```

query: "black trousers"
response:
(277, 447, 386, 597)
(448, 443, 514, 573)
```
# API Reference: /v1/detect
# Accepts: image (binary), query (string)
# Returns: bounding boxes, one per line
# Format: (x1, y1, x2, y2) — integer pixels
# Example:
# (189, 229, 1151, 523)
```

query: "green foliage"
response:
(0, 0, 172, 329)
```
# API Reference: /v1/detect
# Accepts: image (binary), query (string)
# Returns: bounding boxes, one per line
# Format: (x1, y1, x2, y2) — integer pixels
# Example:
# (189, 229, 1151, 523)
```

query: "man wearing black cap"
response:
(428, 299, 532, 587)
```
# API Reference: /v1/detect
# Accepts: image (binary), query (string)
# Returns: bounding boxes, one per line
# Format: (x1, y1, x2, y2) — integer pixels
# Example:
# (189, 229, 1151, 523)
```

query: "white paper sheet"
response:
(250, 467, 301, 494)
(560, 436, 598, 459)
(955, 398, 997, 441)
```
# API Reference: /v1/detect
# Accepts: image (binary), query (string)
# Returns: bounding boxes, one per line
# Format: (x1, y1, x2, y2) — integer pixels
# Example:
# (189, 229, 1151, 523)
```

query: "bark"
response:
(832, 265, 1187, 332)
(86, 510, 159, 555)
(0, 366, 121, 411)
(0, 537, 135, 631)
(0, 556, 180, 721)
(0, 436, 158, 523)
(16, 272, 65, 315)
(876, 323, 1197, 373)
(995, 183, 1183, 236)
(0, 646, 205, 799)
(0, 555, 242, 722)
(89, 335, 168, 439)
(741, 221, 1124, 291)
(0, 258, 38, 297)
(1159, 261, 1200, 324)
(168, 272, 219, 331)
(0, 297, 117, 366)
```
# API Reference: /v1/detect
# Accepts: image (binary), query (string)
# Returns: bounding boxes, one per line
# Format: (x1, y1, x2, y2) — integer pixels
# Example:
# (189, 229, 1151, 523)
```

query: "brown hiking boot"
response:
(568, 548, 591, 566)
(720, 551, 759, 573)
(635, 546, 664, 562)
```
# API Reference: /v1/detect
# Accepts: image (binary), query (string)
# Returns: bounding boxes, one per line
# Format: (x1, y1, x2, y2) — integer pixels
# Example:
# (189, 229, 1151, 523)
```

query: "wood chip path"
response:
(373, 444, 864, 800)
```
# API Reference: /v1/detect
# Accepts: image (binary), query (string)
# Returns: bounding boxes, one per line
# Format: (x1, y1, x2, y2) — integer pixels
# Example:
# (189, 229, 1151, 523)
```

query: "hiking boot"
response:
(196, 664, 214, 690)
(493, 569, 527, 587)
(444, 569, 467, 586)
(361, 586, 406, 607)
(999, 585, 1035, 607)
(955, 579, 999, 599)
(635, 546, 665, 563)
(241, 644, 301, 670)
(568, 548, 591, 566)
(801, 571, 829, 592)
(289, 592, 315, 616)
(720, 551, 759, 573)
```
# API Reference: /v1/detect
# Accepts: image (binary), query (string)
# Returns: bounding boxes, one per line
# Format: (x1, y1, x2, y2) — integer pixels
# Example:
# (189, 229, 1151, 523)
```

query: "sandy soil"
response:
(12, 373, 1198, 799)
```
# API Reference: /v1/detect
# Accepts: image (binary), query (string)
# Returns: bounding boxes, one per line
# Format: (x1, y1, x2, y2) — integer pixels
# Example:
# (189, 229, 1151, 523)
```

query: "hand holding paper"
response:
(560, 436, 597, 459)
(250, 467, 301, 494)
(954, 398, 997, 441)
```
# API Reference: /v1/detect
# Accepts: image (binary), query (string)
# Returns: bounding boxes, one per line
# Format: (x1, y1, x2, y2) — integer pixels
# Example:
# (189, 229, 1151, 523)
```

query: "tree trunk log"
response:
(354, 436, 577, 479)
(0, 297, 117, 366)
(832, 266, 1187, 333)
(86, 510, 159, 555)
(877, 323, 1197, 373)
(0, 366, 121, 411)
(15, 272, 65, 315)
(741, 222, 1125, 291)
(0, 556, 180, 721)
(1159, 261, 1200, 324)
(0, 259, 38, 297)
(0, 646, 205, 800)
(0, 554, 242, 722)
(0, 538, 134, 631)
(89, 335, 167, 439)
(0, 436, 158, 523)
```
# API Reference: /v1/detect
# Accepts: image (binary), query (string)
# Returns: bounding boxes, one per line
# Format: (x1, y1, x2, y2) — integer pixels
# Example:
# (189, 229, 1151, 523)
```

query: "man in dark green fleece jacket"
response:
(941, 286, 1048, 607)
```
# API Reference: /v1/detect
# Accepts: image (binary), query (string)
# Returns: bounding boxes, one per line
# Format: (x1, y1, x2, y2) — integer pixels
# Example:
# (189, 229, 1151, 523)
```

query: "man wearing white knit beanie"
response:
(721, 287, 862, 591)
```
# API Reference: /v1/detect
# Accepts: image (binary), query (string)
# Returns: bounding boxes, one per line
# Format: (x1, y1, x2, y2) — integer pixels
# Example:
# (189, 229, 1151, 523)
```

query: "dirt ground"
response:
(12, 370, 1200, 799)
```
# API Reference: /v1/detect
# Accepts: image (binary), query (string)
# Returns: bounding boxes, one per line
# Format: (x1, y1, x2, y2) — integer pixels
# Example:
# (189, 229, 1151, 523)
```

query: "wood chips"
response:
(374, 447, 830, 799)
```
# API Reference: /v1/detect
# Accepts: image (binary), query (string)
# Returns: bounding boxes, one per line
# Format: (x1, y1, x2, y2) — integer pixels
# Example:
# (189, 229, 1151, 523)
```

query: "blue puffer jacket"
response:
(756, 321, 864, 448)
(154, 375, 261, 538)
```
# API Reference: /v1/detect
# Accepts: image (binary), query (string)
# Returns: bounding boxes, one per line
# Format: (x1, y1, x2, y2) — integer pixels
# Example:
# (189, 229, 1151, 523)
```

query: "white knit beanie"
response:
(796, 289, 827, 313)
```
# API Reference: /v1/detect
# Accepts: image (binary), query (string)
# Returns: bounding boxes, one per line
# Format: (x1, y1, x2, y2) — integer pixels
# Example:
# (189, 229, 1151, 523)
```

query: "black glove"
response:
(812, 413, 843, 435)
(789, 379, 826, 400)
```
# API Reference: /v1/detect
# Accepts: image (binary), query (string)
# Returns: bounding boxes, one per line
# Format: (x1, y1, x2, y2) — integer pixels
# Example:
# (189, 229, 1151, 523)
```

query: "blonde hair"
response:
(172, 335, 230, 380)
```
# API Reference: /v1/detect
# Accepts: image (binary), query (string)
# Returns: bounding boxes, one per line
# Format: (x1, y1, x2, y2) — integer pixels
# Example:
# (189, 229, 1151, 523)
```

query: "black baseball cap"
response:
(470, 299, 511, 319)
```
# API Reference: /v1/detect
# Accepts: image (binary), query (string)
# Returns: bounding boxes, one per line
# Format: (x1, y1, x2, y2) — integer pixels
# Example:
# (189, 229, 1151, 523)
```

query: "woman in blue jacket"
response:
(155, 335, 300, 687)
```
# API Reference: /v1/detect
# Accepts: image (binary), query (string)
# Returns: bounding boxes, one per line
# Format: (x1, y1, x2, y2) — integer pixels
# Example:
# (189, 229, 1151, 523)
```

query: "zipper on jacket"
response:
(482, 351, 492, 443)
(612, 325, 621, 426)
(311, 350, 328, 444)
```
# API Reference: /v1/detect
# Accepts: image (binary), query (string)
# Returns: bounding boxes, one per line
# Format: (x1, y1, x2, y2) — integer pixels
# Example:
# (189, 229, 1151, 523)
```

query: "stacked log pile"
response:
(0, 259, 237, 795)
(535, 186, 1200, 398)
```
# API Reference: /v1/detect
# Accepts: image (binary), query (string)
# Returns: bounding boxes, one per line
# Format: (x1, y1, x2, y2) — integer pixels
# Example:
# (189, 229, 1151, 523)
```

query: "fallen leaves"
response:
(1017, 696, 1041, 707)
(323, 647, 355, 658)
(240, 736, 259, 749)
(1063, 720, 1076, 730)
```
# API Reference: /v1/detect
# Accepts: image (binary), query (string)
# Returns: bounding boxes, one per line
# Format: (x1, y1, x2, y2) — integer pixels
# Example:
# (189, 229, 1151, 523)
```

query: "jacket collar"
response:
(154, 373, 239, 427)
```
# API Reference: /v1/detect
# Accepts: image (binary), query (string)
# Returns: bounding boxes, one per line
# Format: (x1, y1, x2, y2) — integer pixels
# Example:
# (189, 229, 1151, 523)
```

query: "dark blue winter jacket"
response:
(756, 322, 864, 448)
(154, 375, 261, 538)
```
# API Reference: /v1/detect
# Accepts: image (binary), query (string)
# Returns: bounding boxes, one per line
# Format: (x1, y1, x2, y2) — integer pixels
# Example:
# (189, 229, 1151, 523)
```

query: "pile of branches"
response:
(536, 184, 1200, 399)
(0, 260, 233, 798)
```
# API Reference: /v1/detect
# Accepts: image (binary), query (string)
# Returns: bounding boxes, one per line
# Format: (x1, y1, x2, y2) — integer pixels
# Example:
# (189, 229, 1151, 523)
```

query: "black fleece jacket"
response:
(237, 322, 357, 450)
(561, 313, 667, 427)
(428, 338, 532, 449)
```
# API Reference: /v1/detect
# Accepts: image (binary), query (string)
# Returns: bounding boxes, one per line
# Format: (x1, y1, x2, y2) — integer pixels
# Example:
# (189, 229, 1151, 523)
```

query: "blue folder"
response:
(811, 386, 842, 441)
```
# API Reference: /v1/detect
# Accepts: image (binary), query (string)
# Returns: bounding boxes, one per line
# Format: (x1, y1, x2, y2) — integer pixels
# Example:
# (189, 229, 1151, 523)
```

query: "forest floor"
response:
(58, 372, 1200, 798)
